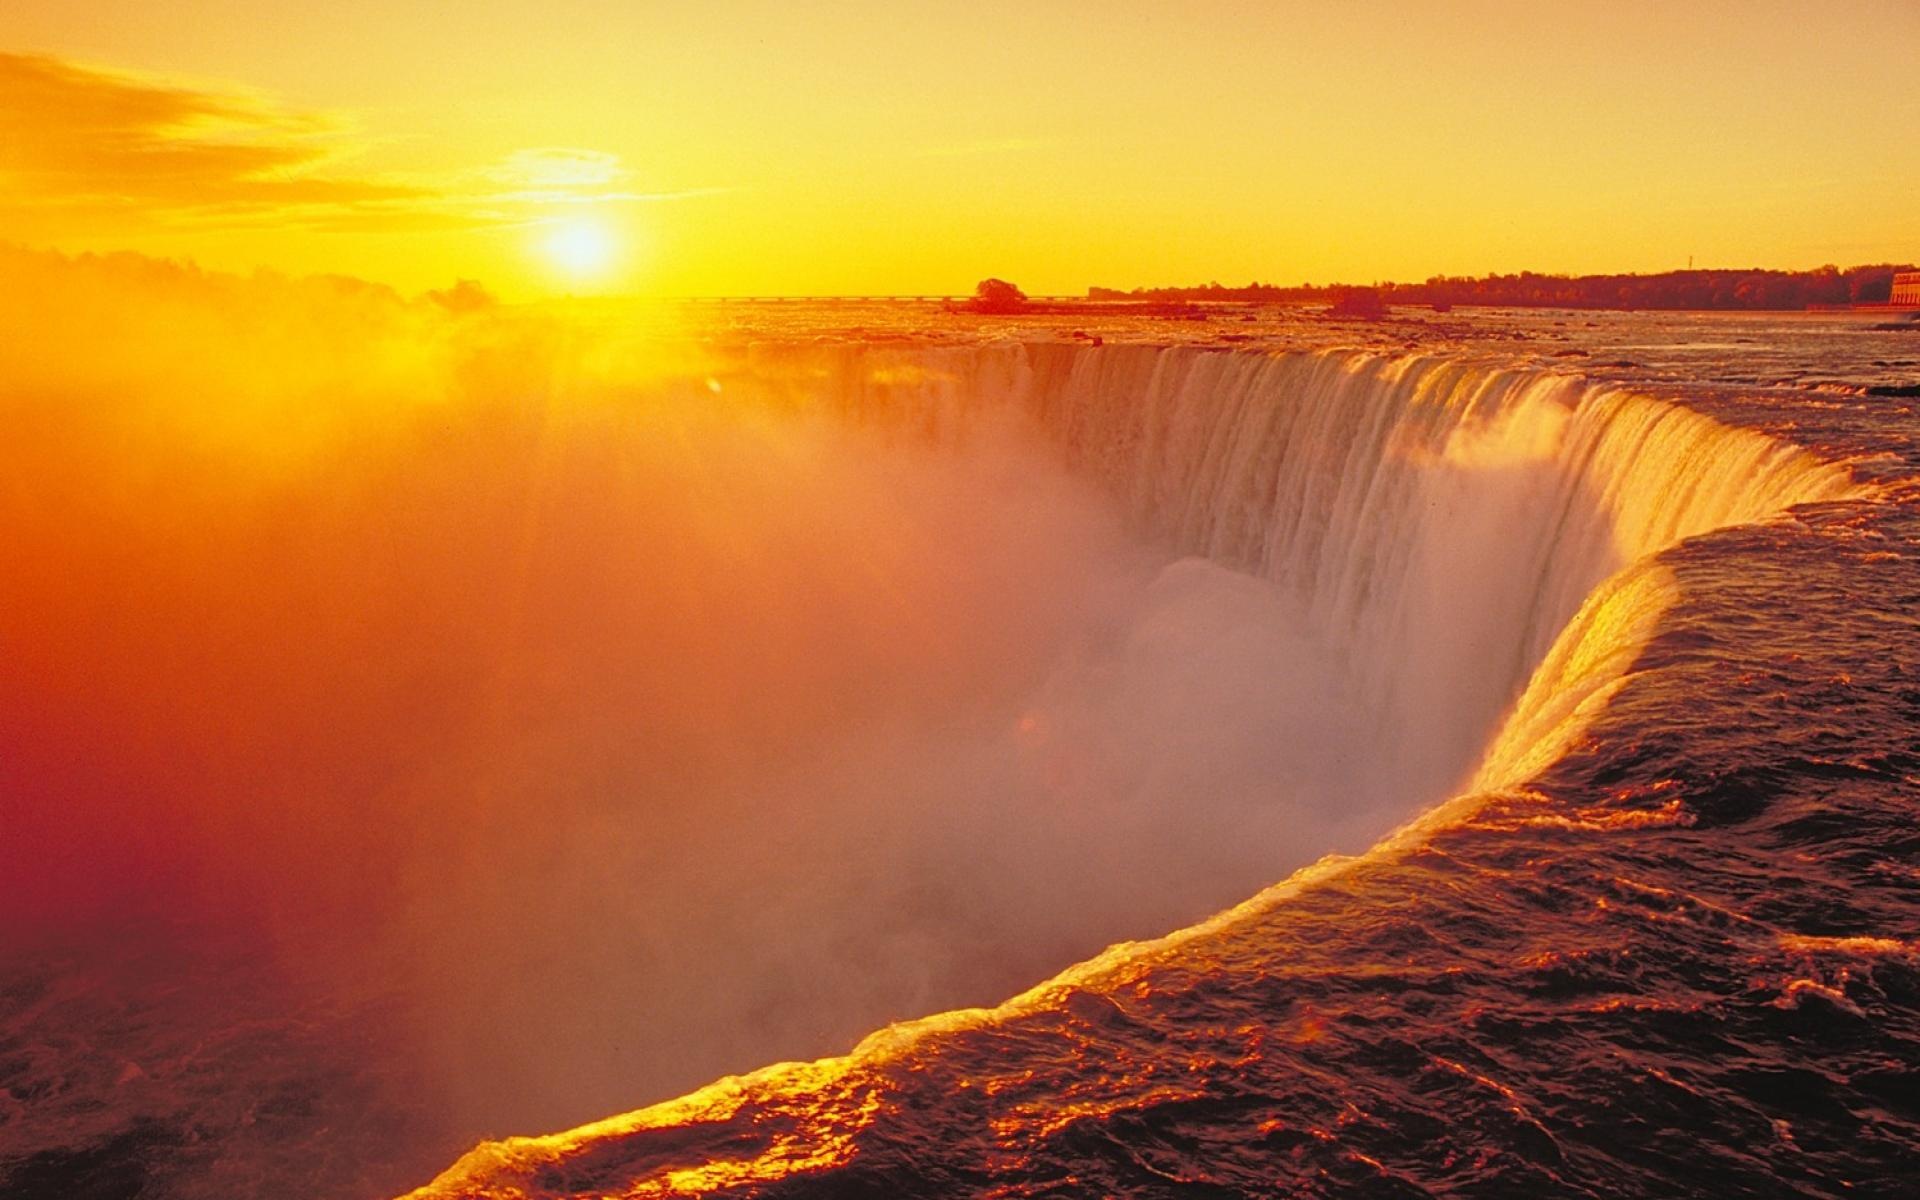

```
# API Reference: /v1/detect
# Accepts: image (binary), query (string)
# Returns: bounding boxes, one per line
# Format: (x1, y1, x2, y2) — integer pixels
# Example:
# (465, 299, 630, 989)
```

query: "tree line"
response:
(1088, 264, 1915, 310)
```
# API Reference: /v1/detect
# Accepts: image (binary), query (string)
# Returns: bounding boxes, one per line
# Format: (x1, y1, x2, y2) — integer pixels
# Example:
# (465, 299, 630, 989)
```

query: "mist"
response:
(1, 249, 1455, 1191)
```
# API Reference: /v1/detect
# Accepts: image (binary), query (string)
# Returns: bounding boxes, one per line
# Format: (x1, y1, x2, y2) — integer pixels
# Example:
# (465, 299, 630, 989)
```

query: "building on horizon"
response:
(1891, 271, 1920, 307)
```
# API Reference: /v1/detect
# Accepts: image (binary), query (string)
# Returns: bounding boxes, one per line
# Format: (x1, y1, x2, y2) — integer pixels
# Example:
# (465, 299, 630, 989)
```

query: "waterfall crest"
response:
(759, 340, 1859, 799)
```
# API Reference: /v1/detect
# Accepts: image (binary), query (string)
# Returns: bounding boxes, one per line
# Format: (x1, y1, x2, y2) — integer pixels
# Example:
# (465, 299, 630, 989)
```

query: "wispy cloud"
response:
(486, 147, 627, 190)
(456, 147, 735, 209)
(0, 53, 417, 214)
(0, 53, 725, 235)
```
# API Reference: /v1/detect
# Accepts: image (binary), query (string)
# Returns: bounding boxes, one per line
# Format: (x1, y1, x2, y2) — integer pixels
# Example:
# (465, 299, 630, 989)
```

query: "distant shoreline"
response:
(1088, 264, 1918, 314)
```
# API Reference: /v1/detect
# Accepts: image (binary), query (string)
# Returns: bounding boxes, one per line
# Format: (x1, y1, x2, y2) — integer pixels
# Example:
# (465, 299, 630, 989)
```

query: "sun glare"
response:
(540, 217, 618, 283)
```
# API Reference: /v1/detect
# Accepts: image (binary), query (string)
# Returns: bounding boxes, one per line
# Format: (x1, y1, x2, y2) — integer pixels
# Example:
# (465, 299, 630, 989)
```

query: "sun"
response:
(539, 217, 619, 282)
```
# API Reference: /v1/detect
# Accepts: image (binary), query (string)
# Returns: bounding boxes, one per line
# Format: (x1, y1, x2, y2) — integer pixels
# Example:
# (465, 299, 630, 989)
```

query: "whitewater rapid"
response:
(406, 339, 1867, 1199)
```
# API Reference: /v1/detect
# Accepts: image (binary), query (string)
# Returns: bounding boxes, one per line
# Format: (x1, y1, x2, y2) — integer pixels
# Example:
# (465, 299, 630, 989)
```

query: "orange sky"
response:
(1, 1, 1914, 298)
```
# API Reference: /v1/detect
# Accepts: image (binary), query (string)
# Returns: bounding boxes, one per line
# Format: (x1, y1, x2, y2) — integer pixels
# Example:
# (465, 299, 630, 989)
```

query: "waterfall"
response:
(2, 253, 1880, 1200)
(745, 340, 1858, 801)
(406, 339, 1868, 1200)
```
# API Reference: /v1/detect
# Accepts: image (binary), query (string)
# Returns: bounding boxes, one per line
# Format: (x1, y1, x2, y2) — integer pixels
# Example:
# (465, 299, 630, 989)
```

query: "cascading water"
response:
(402, 338, 1872, 1200)
(8, 253, 1912, 1199)
(751, 340, 1857, 802)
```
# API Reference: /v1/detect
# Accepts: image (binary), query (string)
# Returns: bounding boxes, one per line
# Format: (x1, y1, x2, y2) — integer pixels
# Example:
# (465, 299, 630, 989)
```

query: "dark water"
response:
(0, 932, 431, 1200)
(505, 498, 1920, 1198)
(6, 303, 1919, 1200)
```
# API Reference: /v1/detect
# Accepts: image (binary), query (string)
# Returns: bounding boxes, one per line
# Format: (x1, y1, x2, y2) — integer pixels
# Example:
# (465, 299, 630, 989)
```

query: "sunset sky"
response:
(2, 0, 1914, 298)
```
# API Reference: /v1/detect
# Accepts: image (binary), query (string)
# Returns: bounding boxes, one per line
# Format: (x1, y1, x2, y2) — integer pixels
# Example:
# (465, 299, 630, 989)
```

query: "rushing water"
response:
(3, 267, 1917, 1199)
(407, 320, 1920, 1200)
